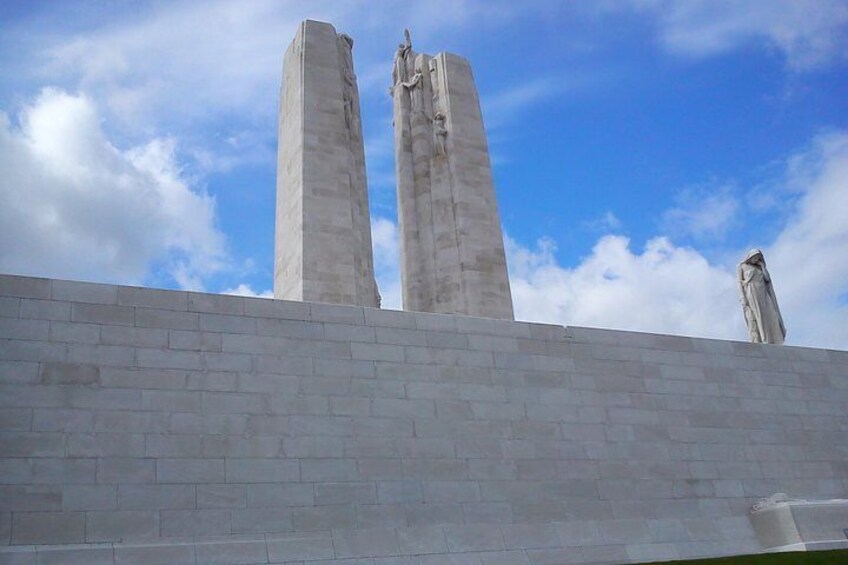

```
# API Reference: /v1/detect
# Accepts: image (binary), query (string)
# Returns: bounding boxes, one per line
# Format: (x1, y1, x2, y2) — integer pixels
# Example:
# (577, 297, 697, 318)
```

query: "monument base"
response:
(750, 496, 848, 553)
(1, 274, 846, 564)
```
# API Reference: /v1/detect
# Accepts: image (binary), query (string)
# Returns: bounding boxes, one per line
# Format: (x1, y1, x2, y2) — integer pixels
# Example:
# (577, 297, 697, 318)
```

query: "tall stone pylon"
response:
(392, 31, 514, 319)
(275, 20, 379, 307)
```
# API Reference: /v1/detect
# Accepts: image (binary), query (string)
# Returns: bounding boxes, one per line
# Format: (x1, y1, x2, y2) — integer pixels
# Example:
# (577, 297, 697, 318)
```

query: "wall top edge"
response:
(0, 272, 844, 354)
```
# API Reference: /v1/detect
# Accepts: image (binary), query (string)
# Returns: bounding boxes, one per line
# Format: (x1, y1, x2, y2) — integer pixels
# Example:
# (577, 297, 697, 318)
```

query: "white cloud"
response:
(766, 131, 848, 348)
(662, 186, 739, 240)
(507, 234, 743, 339)
(0, 88, 227, 290)
(582, 211, 623, 233)
(631, 0, 848, 70)
(223, 284, 273, 298)
(371, 216, 402, 311)
(506, 129, 848, 349)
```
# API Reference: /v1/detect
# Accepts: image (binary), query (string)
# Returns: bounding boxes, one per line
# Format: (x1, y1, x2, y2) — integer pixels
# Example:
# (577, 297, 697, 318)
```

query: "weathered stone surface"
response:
(275, 20, 378, 307)
(392, 34, 513, 320)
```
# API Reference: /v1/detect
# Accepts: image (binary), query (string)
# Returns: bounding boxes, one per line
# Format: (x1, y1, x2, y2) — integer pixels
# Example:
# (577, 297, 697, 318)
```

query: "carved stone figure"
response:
(432, 112, 447, 156)
(391, 28, 413, 87)
(402, 71, 423, 112)
(337, 34, 357, 131)
(738, 249, 786, 344)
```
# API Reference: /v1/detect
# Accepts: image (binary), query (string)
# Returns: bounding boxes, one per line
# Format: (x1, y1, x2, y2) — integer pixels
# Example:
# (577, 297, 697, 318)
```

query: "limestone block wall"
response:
(0, 273, 846, 564)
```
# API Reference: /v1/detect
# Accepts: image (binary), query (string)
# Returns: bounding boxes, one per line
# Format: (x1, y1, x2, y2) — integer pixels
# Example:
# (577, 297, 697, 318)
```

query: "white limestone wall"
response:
(393, 48, 514, 320)
(274, 20, 378, 307)
(1, 274, 846, 564)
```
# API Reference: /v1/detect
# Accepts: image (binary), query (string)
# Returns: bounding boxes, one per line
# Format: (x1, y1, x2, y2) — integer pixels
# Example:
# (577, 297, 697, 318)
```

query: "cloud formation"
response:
(507, 129, 848, 349)
(632, 0, 848, 70)
(0, 88, 227, 290)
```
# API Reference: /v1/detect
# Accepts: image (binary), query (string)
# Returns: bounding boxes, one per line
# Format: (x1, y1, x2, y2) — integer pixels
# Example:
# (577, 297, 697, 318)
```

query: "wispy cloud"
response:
(628, 0, 848, 70)
(661, 186, 740, 241)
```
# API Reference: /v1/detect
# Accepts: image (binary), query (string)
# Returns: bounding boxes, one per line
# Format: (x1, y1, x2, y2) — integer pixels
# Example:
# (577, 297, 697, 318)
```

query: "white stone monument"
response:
(738, 248, 786, 344)
(275, 20, 379, 307)
(392, 31, 514, 320)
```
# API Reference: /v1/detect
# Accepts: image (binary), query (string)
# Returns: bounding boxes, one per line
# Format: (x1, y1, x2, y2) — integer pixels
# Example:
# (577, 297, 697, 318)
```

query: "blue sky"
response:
(1, 1, 847, 348)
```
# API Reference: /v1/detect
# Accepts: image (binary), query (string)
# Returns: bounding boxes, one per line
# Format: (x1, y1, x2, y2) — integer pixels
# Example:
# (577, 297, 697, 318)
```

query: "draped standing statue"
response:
(738, 249, 786, 344)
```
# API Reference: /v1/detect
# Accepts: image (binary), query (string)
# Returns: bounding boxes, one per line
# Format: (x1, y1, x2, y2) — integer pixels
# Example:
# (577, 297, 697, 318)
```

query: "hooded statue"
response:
(737, 249, 786, 344)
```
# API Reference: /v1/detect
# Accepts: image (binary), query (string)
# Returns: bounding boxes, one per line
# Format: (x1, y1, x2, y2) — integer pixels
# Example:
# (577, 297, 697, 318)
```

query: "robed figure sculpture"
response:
(738, 249, 786, 344)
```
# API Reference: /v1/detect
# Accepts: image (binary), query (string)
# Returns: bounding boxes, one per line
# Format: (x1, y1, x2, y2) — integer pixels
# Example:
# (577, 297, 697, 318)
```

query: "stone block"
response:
(0, 297, 18, 318)
(300, 458, 359, 481)
(118, 484, 196, 510)
(226, 458, 299, 483)
(19, 299, 70, 321)
(198, 484, 247, 509)
(365, 308, 416, 329)
(0, 432, 65, 457)
(97, 458, 156, 484)
(266, 532, 335, 562)
(195, 538, 268, 564)
(0, 486, 62, 511)
(406, 503, 463, 526)
(118, 286, 188, 310)
(356, 503, 406, 528)
(71, 303, 133, 326)
(396, 526, 447, 555)
(137, 348, 201, 370)
(49, 321, 99, 344)
(52, 280, 116, 304)
(246, 484, 314, 508)
(61, 485, 117, 510)
(352, 343, 404, 362)
(463, 502, 514, 524)
(0, 319, 49, 341)
(39, 362, 99, 385)
(422, 481, 479, 503)
(445, 524, 505, 552)
(203, 435, 283, 458)
(291, 506, 354, 531)
(114, 543, 195, 565)
(94, 411, 166, 433)
(169, 329, 222, 351)
(333, 527, 400, 559)
(12, 512, 85, 544)
(244, 296, 310, 320)
(502, 524, 560, 550)
(157, 458, 225, 483)
(34, 544, 114, 565)
(16, 298, 71, 321)
(189, 292, 244, 315)
(204, 391, 266, 414)
(0, 360, 40, 384)
(135, 308, 199, 330)
(0, 407, 31, 431)
(160, 509, 231, 536)
(0, 275, 50, 299)
(85, 510, 159, 542)
(0, 340, 66, 363)
(4, 458, 94, 485)
(67, 343, 134, 366)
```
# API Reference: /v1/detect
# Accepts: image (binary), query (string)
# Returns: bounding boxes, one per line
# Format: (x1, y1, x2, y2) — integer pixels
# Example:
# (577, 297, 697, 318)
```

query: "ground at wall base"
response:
(645, 548, 848, 564)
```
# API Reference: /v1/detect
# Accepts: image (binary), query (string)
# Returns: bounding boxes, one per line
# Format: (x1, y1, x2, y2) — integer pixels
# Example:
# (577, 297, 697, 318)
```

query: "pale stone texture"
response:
(275, 20, 378, 307)
(749, 496, 848, 551)
(1, 274, 847, 564)
(392, 35, 514, 320)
